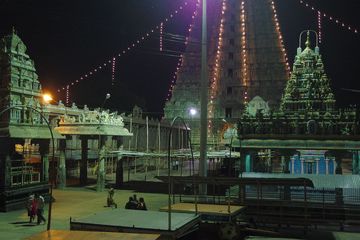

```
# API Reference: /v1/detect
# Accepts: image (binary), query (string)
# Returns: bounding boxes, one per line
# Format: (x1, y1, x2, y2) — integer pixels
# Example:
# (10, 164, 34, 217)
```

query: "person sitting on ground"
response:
(125, 197, 138, 209)
(137, 197, 147, 210)
(133, 194, 138, 204)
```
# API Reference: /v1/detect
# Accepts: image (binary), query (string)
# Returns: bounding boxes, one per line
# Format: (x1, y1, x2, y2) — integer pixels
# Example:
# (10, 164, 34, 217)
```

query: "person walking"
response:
(35, 194, 46, 225)
(26, 193, 35, 223)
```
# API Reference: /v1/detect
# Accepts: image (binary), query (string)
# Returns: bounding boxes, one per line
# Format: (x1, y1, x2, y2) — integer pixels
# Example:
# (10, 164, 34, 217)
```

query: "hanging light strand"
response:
(111, 57, 116, 86)
(318, 11, 322, 44)
(240, 1, 249, 104)
(165, 1, 200, 102)
(299, 0, 358, 35)
(160, 22, 164, 51)
(57, 1, 191, 94)
(65, 85, 70, 105)
(270, 0, 291, 76)
(208, 0, 227, 135)
(207, 0, 226, 137)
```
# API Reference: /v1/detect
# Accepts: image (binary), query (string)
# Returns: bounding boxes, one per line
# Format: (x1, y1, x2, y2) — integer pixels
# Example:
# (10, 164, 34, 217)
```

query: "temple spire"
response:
(305, 31, 311, 48)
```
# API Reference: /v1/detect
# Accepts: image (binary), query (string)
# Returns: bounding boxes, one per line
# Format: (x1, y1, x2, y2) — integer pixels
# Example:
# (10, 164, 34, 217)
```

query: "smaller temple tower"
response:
(281, 30, 336, 114)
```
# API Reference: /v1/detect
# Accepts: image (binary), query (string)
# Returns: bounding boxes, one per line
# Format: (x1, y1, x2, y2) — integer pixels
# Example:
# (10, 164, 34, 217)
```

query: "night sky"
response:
(0, 0, 359, 118)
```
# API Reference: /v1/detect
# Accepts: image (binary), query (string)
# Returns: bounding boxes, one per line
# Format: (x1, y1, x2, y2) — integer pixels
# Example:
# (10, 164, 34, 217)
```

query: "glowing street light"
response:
(189, 107, 197, 116)
(43, 93, 53, 104)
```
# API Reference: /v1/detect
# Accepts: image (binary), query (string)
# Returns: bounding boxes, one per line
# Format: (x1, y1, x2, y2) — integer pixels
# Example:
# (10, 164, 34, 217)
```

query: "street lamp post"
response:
(199, 0, 208, 195)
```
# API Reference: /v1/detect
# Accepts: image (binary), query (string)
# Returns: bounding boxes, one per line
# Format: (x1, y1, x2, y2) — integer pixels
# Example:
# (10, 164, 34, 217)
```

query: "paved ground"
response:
(1, 166, 360, 240)
(0, 186, 169, 240)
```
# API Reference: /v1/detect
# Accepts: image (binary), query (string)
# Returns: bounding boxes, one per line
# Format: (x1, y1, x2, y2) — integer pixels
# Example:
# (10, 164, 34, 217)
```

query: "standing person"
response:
(107, 188, 117, 208)
(26, 193, 35, 223)
(36, 194, 46, 225)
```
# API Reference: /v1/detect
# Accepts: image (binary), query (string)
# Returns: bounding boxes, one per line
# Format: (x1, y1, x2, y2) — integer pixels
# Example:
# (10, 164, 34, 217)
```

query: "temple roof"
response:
(0, 28, 28, 56)
(281, 30, 335, 112)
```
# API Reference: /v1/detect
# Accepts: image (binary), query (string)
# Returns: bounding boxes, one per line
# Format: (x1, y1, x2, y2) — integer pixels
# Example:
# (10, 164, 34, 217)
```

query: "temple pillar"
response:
(96, 136, 107, 192)
(316, 159, 319, 175)
(358, 151, 360, 175)
(245, 154, 252, 172)
(115, 137, 124, 188)
(57, 139, 66, 189)
(0, 140, 12, 189)
(300, 158, 304, 174)
(38, 139, 50, 182)
(58, 151, 66, 189)
(325, 159, 329, 175)
(352, 151, 359, 174)
(335, 153, 342, 175)
(280, 150, 294, 173)
(80, 136, 89, 185)
(43, 154, 49, 182)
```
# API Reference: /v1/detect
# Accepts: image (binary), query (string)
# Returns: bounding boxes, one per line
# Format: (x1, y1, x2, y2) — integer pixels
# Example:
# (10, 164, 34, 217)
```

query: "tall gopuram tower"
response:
(0, 30, 56, 211)
(164, 0, 289, 146)
(0, 29, 44, 125)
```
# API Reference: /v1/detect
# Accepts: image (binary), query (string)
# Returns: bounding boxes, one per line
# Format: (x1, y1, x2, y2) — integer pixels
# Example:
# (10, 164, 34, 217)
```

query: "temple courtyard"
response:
(0, 185, 359, 240)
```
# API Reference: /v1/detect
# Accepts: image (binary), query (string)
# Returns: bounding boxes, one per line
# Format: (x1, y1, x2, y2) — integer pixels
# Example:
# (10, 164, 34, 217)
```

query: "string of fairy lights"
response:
(57, 1, 191, 105)
(160, 22, 164, 51)
(318, 11, 322, 44)
(111, 57, 116, 86)
(165, 0, 200, 103)
(270, 0, 291, 75)
(208, 0, 227, 136)
(241, 1, 249, 104)
(299, 0, 358, 36)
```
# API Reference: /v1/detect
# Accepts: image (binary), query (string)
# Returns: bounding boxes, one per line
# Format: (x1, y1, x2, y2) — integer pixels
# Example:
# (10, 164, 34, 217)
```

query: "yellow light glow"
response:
(43, 93, 53, 103)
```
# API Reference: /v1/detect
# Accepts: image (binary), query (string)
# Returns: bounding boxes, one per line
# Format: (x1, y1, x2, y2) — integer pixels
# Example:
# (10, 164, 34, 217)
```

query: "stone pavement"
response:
(0, 187, 168, 240)
(1, 182, 360, 240)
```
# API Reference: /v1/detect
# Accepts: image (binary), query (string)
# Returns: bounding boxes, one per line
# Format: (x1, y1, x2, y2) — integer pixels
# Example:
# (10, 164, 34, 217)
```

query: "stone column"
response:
(352, 151, 359, 174)
(358, 151, 360, 175)
(316, 159, 319, 175)
(291, 158, 295, 174)
(57, 139, 66, 189)
(0, 139, 12, 189)
(115, 137, 124, 188)
(325, 159, 329, 175)
(281, 156, 285, 173)
(300, 158, 304, 174)
(58, 151, 66, 189)
(38, 140, 50, 182)
(80, 136, 88, 185)
(96, 136, 106, 192)
(335, 153, 342, 175)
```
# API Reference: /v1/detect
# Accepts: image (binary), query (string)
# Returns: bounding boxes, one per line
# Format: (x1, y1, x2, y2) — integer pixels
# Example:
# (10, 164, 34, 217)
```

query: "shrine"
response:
(0, 30, 64, 211)
(235, 31, 360, 175)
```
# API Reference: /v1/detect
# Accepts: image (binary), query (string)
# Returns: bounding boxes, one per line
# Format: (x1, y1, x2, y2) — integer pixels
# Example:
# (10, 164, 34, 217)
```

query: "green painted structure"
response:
(0, 30, 63, 211)
(236, 31, 360, 175)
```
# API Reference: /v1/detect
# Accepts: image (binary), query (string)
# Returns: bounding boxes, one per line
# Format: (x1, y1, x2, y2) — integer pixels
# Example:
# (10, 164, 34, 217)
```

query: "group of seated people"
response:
(125, 194, 147, 210)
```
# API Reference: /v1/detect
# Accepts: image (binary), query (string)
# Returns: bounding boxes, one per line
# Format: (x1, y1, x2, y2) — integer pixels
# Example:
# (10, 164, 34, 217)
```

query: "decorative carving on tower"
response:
(281, 30, 335, 113)
(0, 29, 46, 126)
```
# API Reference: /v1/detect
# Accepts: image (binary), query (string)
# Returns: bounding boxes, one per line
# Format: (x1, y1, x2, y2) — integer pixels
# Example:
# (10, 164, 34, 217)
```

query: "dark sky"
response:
(0, 0, 359, 117)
